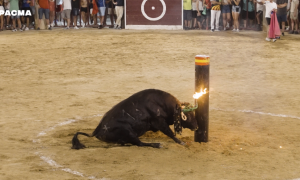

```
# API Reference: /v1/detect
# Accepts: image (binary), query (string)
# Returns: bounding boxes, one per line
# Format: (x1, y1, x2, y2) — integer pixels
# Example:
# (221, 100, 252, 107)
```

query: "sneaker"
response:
(295, 31, 299, 34)
(232, 29, 236, 32)
(51, 23, 55, 27)
(282, 32, 285, 36)
(74, 26, 79, 29)
(82, 24, 85, 28)
(211, 29, 214, 32)
(273, 39, 277, 42)
(48, 26, 52, 30)
(215, 29, 220, 31)
(285, 26, 289, 31)
(265, 37, 271, 41)
(64, 27, 70, 30)
(37, 27, 40, 30)
(22, 24, 26, 30)
(25, 27, 29, 31)
(289, 30, 295, 34)
(116, 27, 122, 30)
(114, 25, 118, 29)
(12, 29, 17, 32)
(98, 25, 103, 29)
(224, 27, 226, 31)
(19, 29, 23, 32)
(236, 29, 239, 32)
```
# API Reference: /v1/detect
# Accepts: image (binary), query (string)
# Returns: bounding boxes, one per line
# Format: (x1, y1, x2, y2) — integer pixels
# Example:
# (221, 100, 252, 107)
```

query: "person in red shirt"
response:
(36, 0, 51, 30)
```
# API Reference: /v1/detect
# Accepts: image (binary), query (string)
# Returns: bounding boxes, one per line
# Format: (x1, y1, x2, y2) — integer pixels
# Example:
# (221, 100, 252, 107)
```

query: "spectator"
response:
(286, 0, 291, 30)
(277, 0, 288, 35)
(222, 0, 231, 31)
(241, 0, 255, 29)
(183, 0, 192, 30)
(210, 0, 221, 31)
(192, 0, 198, 29)
(263, 0, 277, 41)
(62, 0, 71, 29)
(21, 0, 31, 31)
(37, 0, 51, 30)
(204, 0, 211, 30)
(255, 0, 264, 31)
(89, 0, 94, 24)
(289, 0, 298, 34)
(0, 0, 3, 31)
(232, 0, 241, 31)
(10, 0, 22, 31)
(56, 0, 63, 25)
(196, 0, 205, 29)
(107, 0, 115, 28)
(4, 0, 10, 29)
(97, 0, 106, 28)
(81, 0, 88, 28)
(112, 0, 123, 29)
(29, 0, 35, 29)
(49, 0, 55, 27)
(72, 0, 80, 29)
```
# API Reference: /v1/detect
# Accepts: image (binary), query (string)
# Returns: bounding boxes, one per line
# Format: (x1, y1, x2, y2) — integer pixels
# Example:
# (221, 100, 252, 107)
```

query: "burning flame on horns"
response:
(193, 88, 207, 99)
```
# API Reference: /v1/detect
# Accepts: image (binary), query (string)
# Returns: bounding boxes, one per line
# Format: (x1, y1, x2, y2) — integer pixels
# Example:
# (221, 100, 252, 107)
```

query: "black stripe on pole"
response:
(194, 55, 210, 143)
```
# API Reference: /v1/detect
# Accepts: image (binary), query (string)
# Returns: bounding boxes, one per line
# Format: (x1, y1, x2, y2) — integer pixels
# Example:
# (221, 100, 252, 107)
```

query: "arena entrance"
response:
(125, 0, 183, 30)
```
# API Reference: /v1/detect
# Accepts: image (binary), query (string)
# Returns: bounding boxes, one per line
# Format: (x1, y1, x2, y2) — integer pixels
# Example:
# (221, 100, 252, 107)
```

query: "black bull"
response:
(72, 89, 198, 149)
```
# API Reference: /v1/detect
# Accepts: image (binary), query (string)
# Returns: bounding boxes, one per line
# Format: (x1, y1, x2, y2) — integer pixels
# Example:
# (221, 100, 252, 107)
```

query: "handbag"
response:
(202, 7, 206, 15)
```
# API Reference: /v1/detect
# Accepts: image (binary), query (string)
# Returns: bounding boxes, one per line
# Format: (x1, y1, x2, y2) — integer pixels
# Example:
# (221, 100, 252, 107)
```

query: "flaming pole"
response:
(194, 55, 210, 143)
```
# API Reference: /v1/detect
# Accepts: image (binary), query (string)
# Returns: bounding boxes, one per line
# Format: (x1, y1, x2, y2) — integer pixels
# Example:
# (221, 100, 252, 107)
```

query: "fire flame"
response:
(193, 88, 207, 99)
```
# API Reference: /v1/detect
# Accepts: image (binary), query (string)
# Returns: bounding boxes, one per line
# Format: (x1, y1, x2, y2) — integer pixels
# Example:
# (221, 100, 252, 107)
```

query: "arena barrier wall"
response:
(125, 0, 183, 30)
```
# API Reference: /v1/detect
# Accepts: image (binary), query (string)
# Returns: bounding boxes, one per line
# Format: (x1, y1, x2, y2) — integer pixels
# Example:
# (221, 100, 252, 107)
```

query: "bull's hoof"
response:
(152, 143, 162, 148)
(180, 141, 186, 146)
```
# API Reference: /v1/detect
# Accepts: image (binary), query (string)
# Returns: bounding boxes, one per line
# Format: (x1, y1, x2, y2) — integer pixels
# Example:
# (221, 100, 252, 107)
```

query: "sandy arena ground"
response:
(1, 28, 300, 180)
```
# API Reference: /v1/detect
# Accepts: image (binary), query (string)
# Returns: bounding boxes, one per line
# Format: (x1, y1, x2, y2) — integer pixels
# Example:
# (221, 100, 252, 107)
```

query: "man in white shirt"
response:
(62, 0, 72, 29)
(289, 0, 299, 34)
(262, 0, 277, 41)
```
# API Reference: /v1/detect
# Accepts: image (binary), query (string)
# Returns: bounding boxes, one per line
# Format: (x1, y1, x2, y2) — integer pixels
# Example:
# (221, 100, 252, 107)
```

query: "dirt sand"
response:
(1, 29, 300, 180)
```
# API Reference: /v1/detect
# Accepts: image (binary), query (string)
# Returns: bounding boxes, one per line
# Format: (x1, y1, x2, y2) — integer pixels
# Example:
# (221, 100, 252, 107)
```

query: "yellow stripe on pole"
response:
(195, 56, 210, 66)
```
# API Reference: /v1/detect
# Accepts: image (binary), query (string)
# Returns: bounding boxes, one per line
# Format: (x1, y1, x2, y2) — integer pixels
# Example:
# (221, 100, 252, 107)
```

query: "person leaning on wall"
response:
(112, 0, 123, 29)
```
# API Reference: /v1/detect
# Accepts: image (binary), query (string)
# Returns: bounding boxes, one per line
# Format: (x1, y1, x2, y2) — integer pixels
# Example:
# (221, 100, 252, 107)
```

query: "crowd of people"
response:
(183, 0, 299, 36)
(0, 0, 124, 31)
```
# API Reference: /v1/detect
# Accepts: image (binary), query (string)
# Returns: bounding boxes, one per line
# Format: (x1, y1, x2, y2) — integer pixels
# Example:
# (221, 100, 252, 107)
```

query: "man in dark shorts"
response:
(37, 0, 51, 30)
(81, 0, 88, 27)
(183, 0, 192, 30)
(21, 0, 32, 30)
(277, 0, 288, 35)
(72, 0, 80, 29)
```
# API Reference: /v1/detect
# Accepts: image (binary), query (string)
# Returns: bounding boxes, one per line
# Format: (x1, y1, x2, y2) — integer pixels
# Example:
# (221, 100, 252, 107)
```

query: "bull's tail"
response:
(71, 132, 94, 150)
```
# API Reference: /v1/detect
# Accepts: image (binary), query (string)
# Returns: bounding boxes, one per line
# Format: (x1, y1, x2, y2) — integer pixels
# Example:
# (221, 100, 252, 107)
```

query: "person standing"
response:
(241, 0, 255, 28)
(196, 0, 205, 29)
(192, 0, 198, 29)
(10, 0, 22, 31)
(21, 0, 32, 31)
(289, 0, 299, 34)
(62, 0, 72, 29)
(210, 0, 221, 31)
(107, 0, 115, 28)
(97, 0, 105, 28)
(276, 0, 288, 35)
(255, 0, 264, 31)
(204, 0, 211, 30)
(71, 0, 80, 29)
(37, 0, 51, 30)
(222, 0, 231, 31)
(263, 0, 277, 41)
(183, 0, 192, 30)
(0, 0, 4, 31)
(232, 0, 241, 31)
(112, 0, 123, 29)
(49, 0, 55, 27)
(81, 0, 88, 28)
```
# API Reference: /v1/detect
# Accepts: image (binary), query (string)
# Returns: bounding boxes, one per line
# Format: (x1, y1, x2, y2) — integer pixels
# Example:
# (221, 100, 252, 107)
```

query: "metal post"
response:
(194, 55, 210, 143)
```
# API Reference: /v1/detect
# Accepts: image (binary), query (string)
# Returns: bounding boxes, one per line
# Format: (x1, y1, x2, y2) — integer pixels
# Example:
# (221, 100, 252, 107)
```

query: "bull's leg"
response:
(125, 129, 161, 148)
(152, 118, 185, 145)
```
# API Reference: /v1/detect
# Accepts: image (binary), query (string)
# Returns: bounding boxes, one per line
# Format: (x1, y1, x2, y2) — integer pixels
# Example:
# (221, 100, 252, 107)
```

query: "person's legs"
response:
(226, 12, 231, 28)
(81, 11, 86, 26)
(38, 8, 43, 29)
(222, 13, 226, 30)
(0, 15, 3, 30)
(236, 12, 240, 30)
(17, 18, 21, 30)
(50, 11, 55, 26)
(216, 10, 221, 30)
(12, 18, 16, 29)
(211, 10, 216, 30)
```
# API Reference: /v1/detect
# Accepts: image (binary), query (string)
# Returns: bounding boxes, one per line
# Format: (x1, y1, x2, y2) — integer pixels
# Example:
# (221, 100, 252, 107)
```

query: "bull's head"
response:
(180, 102, 198, 131)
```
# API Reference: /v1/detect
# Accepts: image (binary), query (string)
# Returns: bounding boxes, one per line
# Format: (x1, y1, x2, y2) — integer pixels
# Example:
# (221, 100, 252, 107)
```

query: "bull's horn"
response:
(182, 103, 198, 113)
(181, 112, 187, 121)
